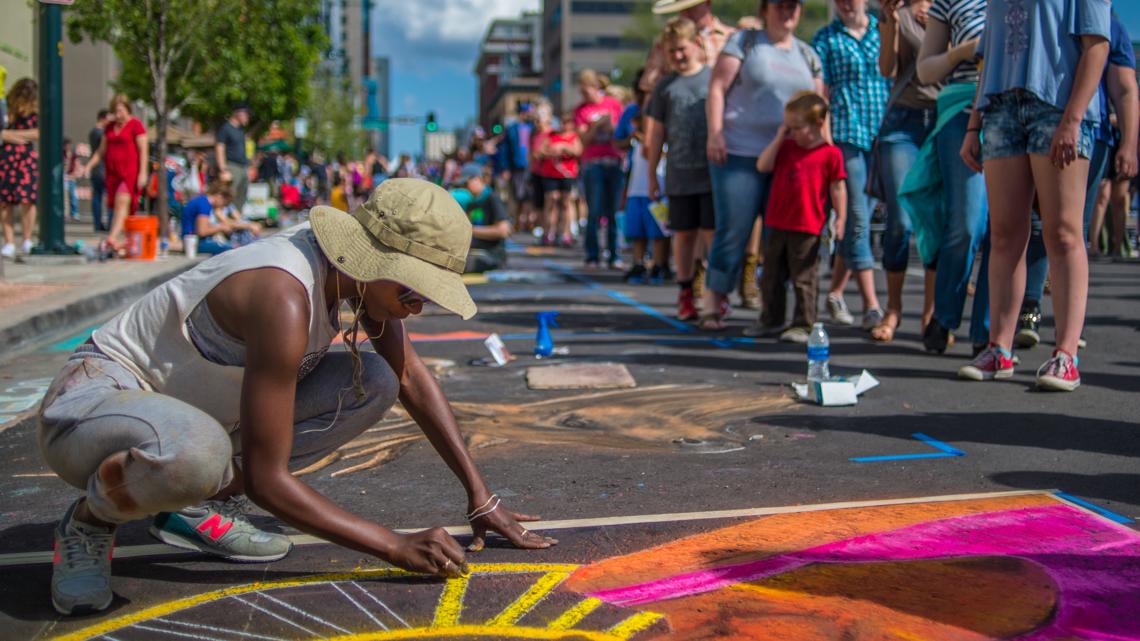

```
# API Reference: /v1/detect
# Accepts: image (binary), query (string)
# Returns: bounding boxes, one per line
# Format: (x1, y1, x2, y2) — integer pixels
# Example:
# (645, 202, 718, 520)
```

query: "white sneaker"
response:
(0, 243, 14, 259)
(827, 294, 854, 325)
(21, 239, 34, 254)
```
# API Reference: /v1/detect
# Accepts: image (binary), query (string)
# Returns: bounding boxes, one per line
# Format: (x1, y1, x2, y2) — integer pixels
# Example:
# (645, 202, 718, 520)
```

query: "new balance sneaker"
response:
(52, 499, 116, 615)
(677, 288, 698, 321)
(1014, 300, 1042, 349)
(1036, 350, 1080, 392)
(827, 294, 854, 326)
(149, 496, 292, 562)
(958, 344, 1016, 381)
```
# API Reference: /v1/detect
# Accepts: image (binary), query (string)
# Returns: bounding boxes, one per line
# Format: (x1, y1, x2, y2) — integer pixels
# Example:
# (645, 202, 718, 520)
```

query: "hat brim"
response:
(652, 0, 707, 14)
(309, 205, 477, 320)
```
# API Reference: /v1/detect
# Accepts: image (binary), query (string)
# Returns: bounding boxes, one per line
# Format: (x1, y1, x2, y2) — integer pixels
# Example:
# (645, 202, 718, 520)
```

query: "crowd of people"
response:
(462, 0, 1137, 393)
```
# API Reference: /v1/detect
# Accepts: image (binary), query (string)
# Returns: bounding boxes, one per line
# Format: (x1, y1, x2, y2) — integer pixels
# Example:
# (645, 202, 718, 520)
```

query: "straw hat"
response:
(651, 0, 708, 14)
(309, 178, 477, 320)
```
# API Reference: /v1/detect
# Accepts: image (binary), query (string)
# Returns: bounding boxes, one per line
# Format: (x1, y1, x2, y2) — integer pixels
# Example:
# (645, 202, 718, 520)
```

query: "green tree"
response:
(302, 72, 368, 162)
(66, 0, 325, 229)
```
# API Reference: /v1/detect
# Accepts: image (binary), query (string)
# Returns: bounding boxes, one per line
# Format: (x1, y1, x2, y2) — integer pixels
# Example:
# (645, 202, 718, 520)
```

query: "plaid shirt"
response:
(811, 16, 891, 151)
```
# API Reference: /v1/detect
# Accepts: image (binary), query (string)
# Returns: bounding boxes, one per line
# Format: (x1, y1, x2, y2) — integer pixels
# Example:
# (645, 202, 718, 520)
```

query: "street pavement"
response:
(0, 235, 1137, 640)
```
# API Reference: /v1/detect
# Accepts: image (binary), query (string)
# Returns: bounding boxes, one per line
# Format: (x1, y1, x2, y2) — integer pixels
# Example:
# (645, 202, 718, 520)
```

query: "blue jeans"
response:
(707, 154, 771, 294)
(1024, 136, 1111, 302)
(839, 144, 875, 271)
(982, 89, 1096, 162)
(91, 177, 106, 232)
(65, 179, 79, 219)
(582, 160, 625, 263)
(879, 105, 936, 272)
(933, 109, 989, 341)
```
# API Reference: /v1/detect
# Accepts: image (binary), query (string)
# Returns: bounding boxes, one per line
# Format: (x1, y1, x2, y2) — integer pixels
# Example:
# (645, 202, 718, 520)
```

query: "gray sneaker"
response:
(862, 308, 885, 331)
(827, 294, 854, 325)
(52, 499, 116, 615)
(149, 496, 292, 562)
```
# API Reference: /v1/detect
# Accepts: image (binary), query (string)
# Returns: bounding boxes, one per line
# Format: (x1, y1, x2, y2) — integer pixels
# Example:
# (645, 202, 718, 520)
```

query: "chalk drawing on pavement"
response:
(566, 492, 1140, 640)
(54, 563, 665, 641)
(0, 378, 51, 418)
(295, 385, 794, 477)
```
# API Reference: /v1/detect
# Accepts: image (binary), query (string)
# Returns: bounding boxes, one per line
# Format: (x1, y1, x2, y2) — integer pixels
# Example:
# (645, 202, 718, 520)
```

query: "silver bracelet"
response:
(467, 497, 502, 522)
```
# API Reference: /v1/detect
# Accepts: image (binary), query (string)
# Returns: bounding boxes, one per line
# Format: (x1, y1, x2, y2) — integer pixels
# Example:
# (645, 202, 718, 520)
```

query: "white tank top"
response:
(92, 224, 339, 429)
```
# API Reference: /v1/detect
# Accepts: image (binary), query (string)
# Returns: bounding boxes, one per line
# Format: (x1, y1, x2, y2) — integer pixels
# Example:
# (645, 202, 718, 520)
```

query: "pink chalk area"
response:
(589, 505, 1140, 640)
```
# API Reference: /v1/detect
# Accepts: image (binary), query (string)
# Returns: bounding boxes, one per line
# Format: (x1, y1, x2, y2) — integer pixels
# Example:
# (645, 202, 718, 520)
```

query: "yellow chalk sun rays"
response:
(55, 563, 663, 641)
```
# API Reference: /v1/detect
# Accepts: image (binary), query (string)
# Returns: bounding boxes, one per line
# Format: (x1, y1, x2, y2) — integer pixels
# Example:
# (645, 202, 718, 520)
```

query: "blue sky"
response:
(371, 0, 539, 158)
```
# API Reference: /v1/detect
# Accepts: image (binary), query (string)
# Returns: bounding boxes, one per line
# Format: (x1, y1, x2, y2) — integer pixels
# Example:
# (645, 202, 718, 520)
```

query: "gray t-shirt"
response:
(722, 30, 822, 158)
(217, 121, 248, 166)
(895, 6, 942, 109)
(647, 66, 712, 196)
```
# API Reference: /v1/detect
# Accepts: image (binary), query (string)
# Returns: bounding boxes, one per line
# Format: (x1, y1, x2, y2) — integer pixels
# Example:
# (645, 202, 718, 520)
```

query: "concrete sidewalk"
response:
(0, 216, 199, 355)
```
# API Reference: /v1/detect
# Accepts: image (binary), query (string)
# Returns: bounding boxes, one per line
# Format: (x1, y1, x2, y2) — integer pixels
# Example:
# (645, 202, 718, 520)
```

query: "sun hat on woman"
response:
(309, 178, 478, 320)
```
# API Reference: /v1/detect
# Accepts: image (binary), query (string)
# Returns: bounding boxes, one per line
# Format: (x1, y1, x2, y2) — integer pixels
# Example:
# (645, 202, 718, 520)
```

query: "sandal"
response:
(870, 311, 901, 343)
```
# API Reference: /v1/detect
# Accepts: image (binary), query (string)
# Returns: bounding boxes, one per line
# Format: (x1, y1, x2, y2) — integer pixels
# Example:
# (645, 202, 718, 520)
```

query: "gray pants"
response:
(38, 346, 398, 524)
(227, 161, 250, 212)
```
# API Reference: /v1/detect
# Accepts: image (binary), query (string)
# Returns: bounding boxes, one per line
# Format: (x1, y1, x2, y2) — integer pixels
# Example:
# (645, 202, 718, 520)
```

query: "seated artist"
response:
(454, 162, 511, 273)
(39, 178, 556, 616)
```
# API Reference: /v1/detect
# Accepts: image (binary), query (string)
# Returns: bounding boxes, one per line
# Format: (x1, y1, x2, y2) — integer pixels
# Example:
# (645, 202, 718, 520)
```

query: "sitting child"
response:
(746, 91, 847, 343)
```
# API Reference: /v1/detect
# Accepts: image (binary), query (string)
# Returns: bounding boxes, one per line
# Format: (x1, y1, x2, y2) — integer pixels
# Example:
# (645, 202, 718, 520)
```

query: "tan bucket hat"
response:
(652, 0, 708, 14)
(309, 178, 477, 320)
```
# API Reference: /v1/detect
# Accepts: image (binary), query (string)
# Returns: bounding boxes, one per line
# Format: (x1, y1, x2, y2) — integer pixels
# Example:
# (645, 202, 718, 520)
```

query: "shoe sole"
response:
(148, 527, 292, 563)
(52, 593, 113, 617)
(958, 367, 1015, 381)
(1014, 329, 1040, 348)
(1036, 376, 1080, 392)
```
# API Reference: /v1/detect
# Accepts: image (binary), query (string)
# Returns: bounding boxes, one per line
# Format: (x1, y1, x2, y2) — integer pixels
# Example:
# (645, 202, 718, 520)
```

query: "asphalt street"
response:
(0, 240, 1137, 639)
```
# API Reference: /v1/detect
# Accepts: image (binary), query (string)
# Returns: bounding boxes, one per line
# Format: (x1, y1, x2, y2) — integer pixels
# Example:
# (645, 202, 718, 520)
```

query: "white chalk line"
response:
(0, 490, 1053, 567)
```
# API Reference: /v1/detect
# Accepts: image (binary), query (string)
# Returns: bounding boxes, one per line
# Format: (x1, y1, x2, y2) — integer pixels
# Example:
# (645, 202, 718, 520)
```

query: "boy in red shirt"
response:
(746, 91, 847, 343)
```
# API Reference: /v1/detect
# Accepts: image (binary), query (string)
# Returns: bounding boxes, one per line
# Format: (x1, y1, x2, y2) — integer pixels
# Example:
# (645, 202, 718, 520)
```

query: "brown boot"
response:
(738, 253, 760, 309)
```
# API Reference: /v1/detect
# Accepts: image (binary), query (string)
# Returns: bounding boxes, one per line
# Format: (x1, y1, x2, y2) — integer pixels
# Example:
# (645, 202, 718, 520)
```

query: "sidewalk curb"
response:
(0, 262, 196, 356)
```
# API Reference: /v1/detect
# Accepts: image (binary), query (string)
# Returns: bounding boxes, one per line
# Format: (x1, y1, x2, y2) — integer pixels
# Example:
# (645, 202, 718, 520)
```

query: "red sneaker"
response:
(677, 288, 698, 321)
(1036, 350, 1080, 391)
(958, 344, 1015, 381)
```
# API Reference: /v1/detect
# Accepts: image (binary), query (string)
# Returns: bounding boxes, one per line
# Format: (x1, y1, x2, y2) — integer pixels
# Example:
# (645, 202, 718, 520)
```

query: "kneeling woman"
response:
(39, 179, 555, 616)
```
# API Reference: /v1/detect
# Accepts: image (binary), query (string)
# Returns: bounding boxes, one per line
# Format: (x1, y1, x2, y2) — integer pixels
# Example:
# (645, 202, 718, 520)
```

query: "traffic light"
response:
(425, 112, 438, 132)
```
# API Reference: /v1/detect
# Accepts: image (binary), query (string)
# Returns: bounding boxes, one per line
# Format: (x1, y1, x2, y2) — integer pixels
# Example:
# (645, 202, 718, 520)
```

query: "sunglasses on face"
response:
(397, 286, 429, 306)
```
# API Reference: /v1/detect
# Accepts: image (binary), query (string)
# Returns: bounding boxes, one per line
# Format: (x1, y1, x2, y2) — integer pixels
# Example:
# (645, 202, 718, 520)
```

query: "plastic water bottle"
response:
(807, 322, 830, 382)
(534, 311, 560, 358)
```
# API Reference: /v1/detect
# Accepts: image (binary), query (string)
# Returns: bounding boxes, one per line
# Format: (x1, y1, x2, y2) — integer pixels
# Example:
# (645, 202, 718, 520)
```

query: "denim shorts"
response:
(981, 89, 1095, 162)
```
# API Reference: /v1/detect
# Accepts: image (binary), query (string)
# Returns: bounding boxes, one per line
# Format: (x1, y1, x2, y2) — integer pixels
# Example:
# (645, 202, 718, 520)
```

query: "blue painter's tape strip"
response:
(544, 260, 694, 333)
(912, 433, 967, 456)
(850, 452, 961, 462)
(606, 290, 693, 333)
(48, 325, 101, 352)
(1055, 492, 1135, 524)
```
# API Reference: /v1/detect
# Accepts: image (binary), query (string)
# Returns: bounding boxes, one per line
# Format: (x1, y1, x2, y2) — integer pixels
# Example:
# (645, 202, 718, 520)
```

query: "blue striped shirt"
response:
(929, 0, 988, 84)
(812, 16, 891, 151)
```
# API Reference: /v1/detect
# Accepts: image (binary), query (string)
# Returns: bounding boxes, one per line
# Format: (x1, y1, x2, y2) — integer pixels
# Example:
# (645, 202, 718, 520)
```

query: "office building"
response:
(542, 0, 645, 111)
(475, 13, 543, 130)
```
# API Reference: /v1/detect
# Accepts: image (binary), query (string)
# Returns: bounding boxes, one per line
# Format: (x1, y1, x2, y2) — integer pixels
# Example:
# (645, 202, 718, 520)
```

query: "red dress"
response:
(103, 117, 146, 214)
(0, 113, 38, 205)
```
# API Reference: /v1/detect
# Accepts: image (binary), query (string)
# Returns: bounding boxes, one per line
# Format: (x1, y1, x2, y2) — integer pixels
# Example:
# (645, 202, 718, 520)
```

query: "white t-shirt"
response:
(626, 140, 665, 199)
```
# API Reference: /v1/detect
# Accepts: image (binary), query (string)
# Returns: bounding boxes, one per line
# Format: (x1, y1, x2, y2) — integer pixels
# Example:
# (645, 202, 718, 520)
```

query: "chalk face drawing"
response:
(55, 564, 665, 641)
(566, 494, 1140, 641)
(297, 386, 793, 477)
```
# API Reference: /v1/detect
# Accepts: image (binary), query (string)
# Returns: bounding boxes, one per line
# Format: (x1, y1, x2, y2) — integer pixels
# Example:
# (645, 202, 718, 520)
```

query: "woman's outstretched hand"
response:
(466, 496, 558, 552)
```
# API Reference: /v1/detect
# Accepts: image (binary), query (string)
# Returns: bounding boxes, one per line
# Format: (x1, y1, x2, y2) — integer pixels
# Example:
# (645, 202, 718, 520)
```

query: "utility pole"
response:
(34, 1, 75, 255)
